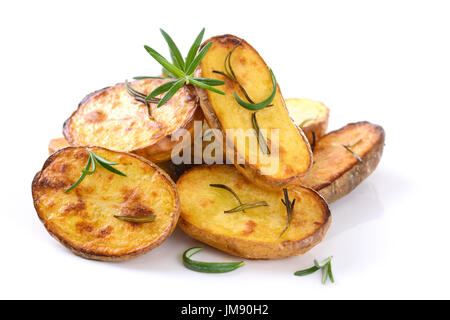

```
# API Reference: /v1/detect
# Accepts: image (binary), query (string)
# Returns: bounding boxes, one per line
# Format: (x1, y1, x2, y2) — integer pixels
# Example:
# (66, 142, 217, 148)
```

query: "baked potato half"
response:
(63, 79, 202, 163)
(177, 165, 331, 259)
(32, 146, 180, 261)
(194, 35, 312, 190)
(285, 98, 329, 145)
(299, 121, 385, 203)
(48, 137, 70, 154)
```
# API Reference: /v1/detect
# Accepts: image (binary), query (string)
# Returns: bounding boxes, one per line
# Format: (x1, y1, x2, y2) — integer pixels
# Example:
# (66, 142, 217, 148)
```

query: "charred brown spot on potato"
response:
(36, 177, 67, 190)
(124, 203, 154, 217)
(85, 110, 107, 123)
(76, 221, 94, 234)
(97, 225, 113, 238)
(242, 220, 256, 236)
(51, 162, 70, 174)
(62, 197, 86, 214)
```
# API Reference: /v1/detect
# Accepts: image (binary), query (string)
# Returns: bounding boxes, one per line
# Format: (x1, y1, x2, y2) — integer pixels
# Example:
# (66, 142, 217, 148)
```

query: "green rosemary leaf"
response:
(252, 112, 270, 155)
(224, 201, 269, 213)
(190, 78, 225, 95)
(327, 261, 335, 283)
(186, 41, 212, 75)
(350, 139, 362, 148)
(210, 184, 244, 210)
(89, 150, 127, 177)
(314, 257, 332, 268)
(294, 265, 320, 276)
(157, 78, 185, 107)
(114, 215, 156, 223)
(225, 44, 240, 80)
(212, 70, 234, 81)
(295, 256, 334, 284)
(185, 28, 205, 72)
(65, 149, 126, 192)
(145, 80, 177, 100)
(65, 156, 92, 193)
(279, 188, 295, 238)
(133, 76, 169, 80)
(183, 247, 244, 273)
(95, 161, 127, 177)
(234, 69, 277, 110)
(161, 68, 175, 78)
(88, 150, 118, 166)
(342, 144, 363, 162)
(144, 45, 184, 78)
(321, 265, 329, 284)
(192, 77, 226, 86)
(160, 28, 185, 71)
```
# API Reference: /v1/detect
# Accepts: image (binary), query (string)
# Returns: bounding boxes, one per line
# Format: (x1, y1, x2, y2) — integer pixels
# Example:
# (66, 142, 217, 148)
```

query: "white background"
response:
(0, 0, 449, 299)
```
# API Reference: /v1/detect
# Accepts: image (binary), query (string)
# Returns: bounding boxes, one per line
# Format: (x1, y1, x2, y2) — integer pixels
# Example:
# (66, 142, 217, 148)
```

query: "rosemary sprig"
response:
(252, 112, 270, 154)
(183, 247, 244, 273)
(114, 215, 156, 223)
(234, 69, 277, 111)
(65, 149, 126, 193)
(125, 80, 160, 120)
(224, 201, 269, 213)
(210, 184, 268, 213)
(342, 139, 363, 163)
(212, 44, 255, 104)
(279, 188, 296, 238)
(134, 28, 225, 108)
(294, 257, 335, 285)
(210, 184, 245, 211)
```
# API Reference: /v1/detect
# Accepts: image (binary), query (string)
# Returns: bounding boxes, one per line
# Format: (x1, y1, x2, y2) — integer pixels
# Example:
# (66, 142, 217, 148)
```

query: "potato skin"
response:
(177, 165, 331, 259)
(300, 121, 385, 203)
(195, 35, 312, 191)
(32, 146, 180, 261)
(63, 80, 201, 163)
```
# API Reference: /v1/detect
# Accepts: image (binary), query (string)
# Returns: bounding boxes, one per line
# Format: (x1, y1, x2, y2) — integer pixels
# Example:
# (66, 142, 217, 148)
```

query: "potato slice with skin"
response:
(177, 165, 331, 259)
(195, 35, 312, 190)
(32, 146, 180, 261)
(63, 79, 202, 163)
(299, 121, 385, 203)
(285, 98, 329, 145)
(48, 137, 71, 154)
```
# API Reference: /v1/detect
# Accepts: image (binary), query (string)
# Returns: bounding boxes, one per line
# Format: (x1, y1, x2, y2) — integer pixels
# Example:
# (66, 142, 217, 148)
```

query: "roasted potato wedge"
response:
(285, 98, 329, 145)
(195, 35, 312, 190)
(177, 165, 331, 259)
(63, 79, 202, 163)
(48, 137, 71, 154)
(299, 121, 385, 203)
(32, 146, 180, 261)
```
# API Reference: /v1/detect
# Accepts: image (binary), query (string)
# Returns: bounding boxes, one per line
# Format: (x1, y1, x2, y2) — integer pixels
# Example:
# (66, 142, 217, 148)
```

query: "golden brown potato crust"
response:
(63, 79, 201, 163)
(299, 121, 385, 203)
(195, 34, 312, 191)
(177, 165, 331, 259)
(32, 147, 180, 261)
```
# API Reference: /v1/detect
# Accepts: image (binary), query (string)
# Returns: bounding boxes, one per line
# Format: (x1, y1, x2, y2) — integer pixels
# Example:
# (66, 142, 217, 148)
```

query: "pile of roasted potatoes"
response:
(33, 34, 384, 261)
